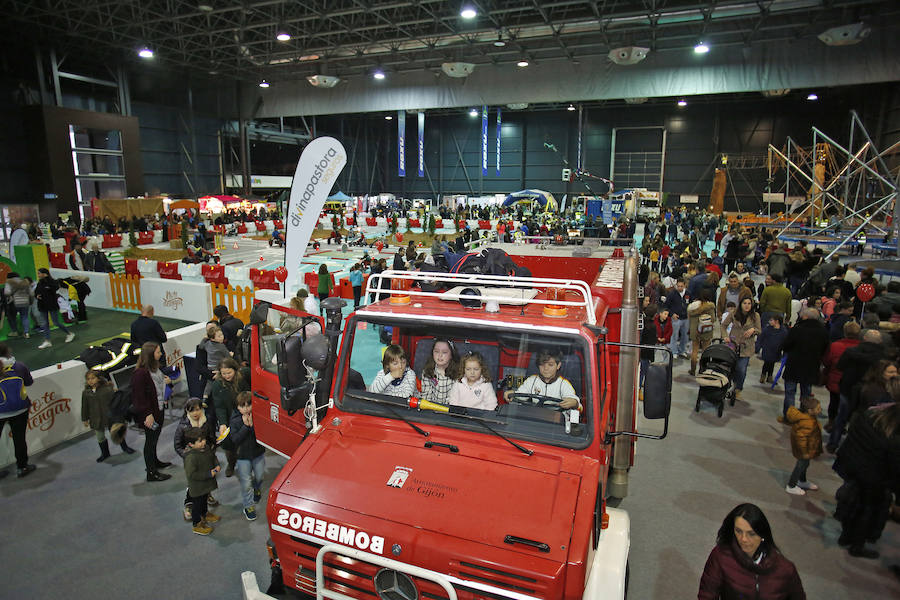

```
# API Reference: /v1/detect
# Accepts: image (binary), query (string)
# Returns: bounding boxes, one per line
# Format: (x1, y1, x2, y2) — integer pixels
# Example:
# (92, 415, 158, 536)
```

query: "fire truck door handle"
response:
(424, 441, 459, 453)
(253, 391, 269, 401)
(504, 535, 551, 553)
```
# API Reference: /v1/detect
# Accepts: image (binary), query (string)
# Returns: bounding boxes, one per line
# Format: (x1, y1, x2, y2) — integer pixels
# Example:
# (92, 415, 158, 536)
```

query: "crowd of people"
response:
(639, 209, 900, 573)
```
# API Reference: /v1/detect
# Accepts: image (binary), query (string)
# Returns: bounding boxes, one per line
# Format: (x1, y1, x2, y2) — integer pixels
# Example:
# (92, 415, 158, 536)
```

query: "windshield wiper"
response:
(343, 391, 429, 437)
(449, 407, 533, 457)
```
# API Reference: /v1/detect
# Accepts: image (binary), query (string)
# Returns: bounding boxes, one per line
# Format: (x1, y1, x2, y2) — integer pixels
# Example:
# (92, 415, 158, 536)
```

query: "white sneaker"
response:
(65, 332, 75, 343)
(24, 333, 30, 339)
(797, 481, 819, 491)
(785, 485, 806, 496)
(38, 340, 52, 349)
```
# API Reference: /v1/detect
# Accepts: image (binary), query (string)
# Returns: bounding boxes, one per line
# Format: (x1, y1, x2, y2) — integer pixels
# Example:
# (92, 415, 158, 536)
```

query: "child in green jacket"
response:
(183, 427, 221, 536)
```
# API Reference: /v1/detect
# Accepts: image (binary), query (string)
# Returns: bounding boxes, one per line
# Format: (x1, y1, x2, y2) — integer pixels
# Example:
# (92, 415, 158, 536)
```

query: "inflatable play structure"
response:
(502, 189, 558, 213)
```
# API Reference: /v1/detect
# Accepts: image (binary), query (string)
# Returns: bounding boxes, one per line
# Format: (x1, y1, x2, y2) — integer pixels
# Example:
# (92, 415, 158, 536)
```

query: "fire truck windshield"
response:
(335, 315, 594, 449)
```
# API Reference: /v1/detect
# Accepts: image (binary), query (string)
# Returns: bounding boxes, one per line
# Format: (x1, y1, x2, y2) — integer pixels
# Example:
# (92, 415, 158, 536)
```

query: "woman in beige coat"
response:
(721, 297, 761, 399)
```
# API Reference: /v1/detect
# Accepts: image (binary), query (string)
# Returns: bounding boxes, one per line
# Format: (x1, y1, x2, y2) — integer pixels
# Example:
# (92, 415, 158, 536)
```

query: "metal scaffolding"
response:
(768, 111, 900, 259)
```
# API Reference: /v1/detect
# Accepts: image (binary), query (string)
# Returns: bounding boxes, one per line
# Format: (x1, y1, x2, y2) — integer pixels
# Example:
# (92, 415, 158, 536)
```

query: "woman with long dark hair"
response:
(209, 357, 249, 477)
(832, 401, 900, 558)
(852, 360, 900, 414)
(721, 296, 761, 399)
(698, 503, 805, 599)
(131, 342, 172, 481)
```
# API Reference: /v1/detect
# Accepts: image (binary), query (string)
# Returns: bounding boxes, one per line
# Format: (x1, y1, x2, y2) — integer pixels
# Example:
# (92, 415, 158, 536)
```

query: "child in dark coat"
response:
(229, 392, 266, 521)
(755, 314, 788, 384)
(173, 397, 219, 521)
(183, 427, 221, 536)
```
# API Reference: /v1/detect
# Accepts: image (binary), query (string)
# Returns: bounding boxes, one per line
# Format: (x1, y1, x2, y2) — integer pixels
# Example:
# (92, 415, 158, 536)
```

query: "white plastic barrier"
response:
(48, 238, 66, 252)
(177, 261, 204, 283)
(86, 235, 104, 250)
(376, 217, 387, 228)
(137, 259, 157, 275)
(264, 219, 275, 232)
(49, 268, 113, 309)
(153, 230, 163, 243)
(140, 277, 213, 323)
(225, 265, 249, 281)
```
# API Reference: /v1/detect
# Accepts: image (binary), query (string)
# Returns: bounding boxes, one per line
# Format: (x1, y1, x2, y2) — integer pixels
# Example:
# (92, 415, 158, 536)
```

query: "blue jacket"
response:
(349, 270, 363, 287)
(756, 326, 788, 363)
(686, 273, 708, 300)
(0, 366, 28, 416)
(664, 288, 688, 319)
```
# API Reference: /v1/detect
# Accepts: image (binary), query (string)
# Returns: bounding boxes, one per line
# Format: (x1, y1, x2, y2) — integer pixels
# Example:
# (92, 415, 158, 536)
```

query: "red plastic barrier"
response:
(366, 217, 377, 226)
(435, 219, 443, 228)
(409, 219, 421, 228)
(273, 220, 284, 230)
(202, 263, 228, 286)
(458, 220, 467, 229)
(304, 271, 337, 295)
(213, 225, 226, 234)
(237, 224, 248, 234)
(137, 231, 154, 245)
(49, 252, 67, 269)
(345, 217, 355, 226)
(157, 261, 181, 280)
(249, 268, 279, 290)
(255, 222, 267, 232)
(102, 234, 122, 248)
(478, 220, 491, 230)
(124, 259, 139, 275)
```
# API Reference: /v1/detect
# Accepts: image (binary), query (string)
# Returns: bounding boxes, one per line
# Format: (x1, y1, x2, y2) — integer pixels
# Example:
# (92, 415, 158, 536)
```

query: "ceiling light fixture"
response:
(469, 108, 479, 117)
(197, 4, 214, 12)
(373, 69, 386, 80)
(818, 23, 870, 46)
(259, 80, 270, 88)
(807, 93, 818, 101)
(517, 60, 529, 67)
(567, 104, 576, 111)
(460, 5, 477, 19)
(493, 32, 506, 47)
(275, 27, 291, 42)
(138, 47, 154, 59)
(306, 74, 341, 88)
(385, 115, 393, 120)
(677, 99, 687, 107)
(694, 41, 710, 54)
(608, 46, 649, 65)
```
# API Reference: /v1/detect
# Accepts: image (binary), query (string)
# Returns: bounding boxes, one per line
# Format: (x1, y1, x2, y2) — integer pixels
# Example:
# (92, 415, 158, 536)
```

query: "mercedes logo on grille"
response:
(373, 568, 418, 600)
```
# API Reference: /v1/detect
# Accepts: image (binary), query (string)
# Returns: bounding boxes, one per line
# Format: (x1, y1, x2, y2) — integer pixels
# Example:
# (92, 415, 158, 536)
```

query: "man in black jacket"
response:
(213, 305, 244, 353)
(826, 329, 885, 452)
(663, 278, 689, 358)
(780, 308, 829, 419)
(130, 305, 168, 347)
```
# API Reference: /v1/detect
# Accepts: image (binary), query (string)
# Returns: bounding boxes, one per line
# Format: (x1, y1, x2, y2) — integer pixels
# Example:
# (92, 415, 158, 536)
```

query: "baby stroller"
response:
(694, 340, 738, 417)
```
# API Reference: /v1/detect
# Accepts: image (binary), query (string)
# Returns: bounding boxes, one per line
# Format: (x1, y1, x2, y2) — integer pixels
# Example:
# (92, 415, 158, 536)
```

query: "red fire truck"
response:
(247, 245, 671, 600)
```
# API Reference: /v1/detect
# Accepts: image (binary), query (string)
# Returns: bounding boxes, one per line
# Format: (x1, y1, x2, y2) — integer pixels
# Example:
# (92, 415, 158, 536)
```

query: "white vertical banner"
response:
(417, 112, 425, 178)
(496, 108, 501, 176)
(398, 110, 406, 177)
(285, 137, 348, 295)
(481, 105, 488, 176)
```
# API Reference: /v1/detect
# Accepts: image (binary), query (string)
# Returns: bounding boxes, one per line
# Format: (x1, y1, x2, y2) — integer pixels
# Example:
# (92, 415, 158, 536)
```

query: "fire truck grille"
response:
(285, 536, 549, 600)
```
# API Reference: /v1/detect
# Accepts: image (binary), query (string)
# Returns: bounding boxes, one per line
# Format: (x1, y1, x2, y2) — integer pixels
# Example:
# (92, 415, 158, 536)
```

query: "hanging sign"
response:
(398, 111, 406, 177)
(481, 105, 488, 176)
(496, 108, 502, 176)
(417, 112, 425, 178)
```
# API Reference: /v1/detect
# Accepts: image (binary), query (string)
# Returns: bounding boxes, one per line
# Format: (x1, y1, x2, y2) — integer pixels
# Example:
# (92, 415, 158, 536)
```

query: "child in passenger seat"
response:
(369, 344, 418, 399)
(448, 352, 497, 411)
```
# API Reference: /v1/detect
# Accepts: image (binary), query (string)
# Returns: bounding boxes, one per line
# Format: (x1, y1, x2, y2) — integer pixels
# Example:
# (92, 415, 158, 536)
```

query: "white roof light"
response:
(373, 70, 386, 80)
(138, 47, 154, 59)
(694, 42, 710, 54)
(807, 93, 818, 101)
(460, 6, 477, 19)
(517, 60, 529, 67)
(469, 108, 479, 117)
(259, 80, 270, 88)
(677, 99, 687, 107)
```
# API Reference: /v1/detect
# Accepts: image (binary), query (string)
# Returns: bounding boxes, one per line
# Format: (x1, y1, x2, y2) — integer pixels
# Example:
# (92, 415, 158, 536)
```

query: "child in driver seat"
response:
(369, 344, 418, 399)
(504, 349, 581, 411)
(447, 352, 497, 411)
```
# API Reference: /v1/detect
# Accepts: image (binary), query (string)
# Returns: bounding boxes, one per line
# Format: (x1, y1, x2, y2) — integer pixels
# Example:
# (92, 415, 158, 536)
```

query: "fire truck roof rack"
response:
(364, 270, 597, 325)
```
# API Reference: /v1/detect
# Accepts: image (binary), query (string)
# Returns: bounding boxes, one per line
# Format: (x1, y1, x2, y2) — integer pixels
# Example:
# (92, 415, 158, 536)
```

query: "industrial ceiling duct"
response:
(306, 74, 342, 88)
(818, 23, 870, 46)
(441, 62, 476, 78)
(608, 47, 649, 65)
(624, 97, 648, 104)
(506, 103, 528, 110)
(761, 89, 791, 97)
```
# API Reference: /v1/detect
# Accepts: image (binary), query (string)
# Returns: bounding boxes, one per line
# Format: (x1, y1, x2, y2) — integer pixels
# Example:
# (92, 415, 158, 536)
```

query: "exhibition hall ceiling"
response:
(2, 0, 898, 83)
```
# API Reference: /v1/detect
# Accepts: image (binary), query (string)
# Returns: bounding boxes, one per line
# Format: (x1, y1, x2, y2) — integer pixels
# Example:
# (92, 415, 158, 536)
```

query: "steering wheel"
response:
(506, 392, 565, 411)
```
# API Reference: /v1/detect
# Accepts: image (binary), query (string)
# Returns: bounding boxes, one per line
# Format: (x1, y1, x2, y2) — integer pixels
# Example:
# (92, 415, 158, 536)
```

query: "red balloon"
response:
(375, 241, 384, 252)
(274, 266, 288, 282)
(856, 282, 876, 302)
(395, 233, 403, 243)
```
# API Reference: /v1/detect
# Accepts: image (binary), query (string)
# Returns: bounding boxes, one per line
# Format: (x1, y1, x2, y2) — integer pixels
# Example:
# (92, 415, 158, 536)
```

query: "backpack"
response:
(108, 388, 134, 423)
(697, 313, 714, 335)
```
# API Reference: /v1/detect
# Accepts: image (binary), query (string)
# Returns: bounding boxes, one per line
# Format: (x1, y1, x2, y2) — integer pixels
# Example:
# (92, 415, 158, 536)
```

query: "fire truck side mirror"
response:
(642, 363, 671, 420)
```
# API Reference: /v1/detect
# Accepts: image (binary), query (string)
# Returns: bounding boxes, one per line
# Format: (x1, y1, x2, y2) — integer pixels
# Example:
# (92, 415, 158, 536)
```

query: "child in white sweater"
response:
(448, 352, 497, 411)
(369, 344, 417, 398)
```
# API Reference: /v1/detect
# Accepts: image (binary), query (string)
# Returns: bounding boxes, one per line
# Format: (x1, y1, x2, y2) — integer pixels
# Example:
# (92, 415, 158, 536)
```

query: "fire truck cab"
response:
(248, 244, 671, 600)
